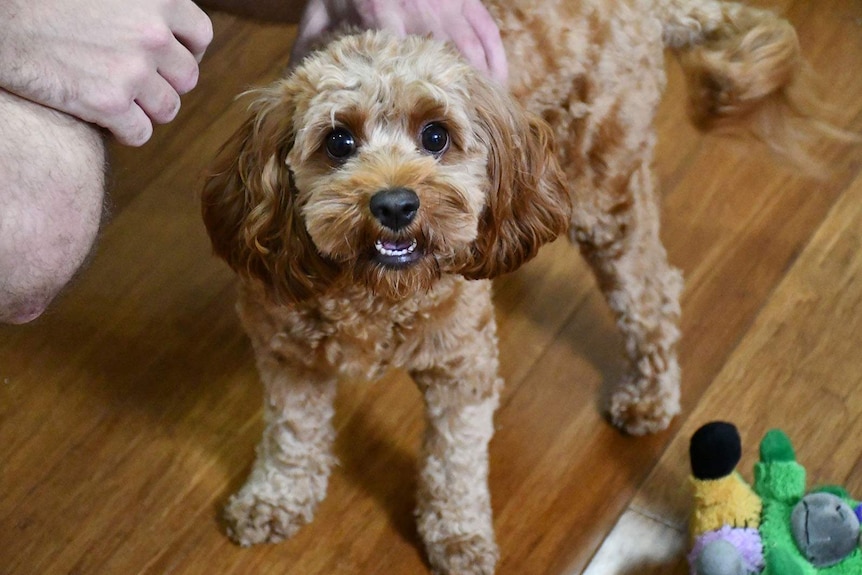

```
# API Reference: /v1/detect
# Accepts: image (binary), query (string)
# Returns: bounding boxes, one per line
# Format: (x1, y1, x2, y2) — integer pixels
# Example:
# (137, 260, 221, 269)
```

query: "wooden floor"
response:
(2, 2, 861, 573)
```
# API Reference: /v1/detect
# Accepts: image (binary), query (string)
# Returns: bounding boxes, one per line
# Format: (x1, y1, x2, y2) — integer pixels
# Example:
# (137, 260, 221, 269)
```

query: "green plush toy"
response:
(688, 422, 862, 575)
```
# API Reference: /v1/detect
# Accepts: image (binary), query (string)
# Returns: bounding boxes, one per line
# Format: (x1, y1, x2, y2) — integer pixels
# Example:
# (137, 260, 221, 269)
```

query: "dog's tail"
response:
(658, 0, 857, 173)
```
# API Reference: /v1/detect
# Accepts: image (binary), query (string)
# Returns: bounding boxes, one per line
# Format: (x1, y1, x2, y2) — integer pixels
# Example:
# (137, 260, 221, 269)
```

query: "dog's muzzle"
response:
(369, 188, 423, 268)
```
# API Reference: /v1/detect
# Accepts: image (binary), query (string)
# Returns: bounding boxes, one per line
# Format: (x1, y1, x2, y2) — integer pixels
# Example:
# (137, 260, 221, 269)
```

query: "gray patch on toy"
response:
(696, 538, 746, 575)
(791, 492, 860, 567)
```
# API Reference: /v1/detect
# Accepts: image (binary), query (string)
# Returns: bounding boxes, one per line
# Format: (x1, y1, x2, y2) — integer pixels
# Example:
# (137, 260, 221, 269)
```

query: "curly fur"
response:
(201, 2, 843, 573)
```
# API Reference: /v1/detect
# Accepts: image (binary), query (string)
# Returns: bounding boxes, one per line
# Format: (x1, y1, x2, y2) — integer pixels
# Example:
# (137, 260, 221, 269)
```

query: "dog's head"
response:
(202, 31, 570, 303)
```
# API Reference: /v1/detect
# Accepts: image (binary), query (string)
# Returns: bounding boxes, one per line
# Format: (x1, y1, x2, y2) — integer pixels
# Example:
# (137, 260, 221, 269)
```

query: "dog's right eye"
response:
(325, 128, 356, 160)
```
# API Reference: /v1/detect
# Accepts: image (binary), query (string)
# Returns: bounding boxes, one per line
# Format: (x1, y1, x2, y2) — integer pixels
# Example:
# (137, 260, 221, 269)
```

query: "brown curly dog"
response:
(201, 1, 837, 572)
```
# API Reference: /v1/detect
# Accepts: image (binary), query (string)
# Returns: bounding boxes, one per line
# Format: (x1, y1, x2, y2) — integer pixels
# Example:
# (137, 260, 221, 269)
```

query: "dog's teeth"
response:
(375, 239, 417, 257)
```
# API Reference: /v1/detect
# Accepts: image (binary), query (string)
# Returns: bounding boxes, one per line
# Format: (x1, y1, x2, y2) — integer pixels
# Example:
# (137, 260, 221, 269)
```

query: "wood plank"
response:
(588, 167, 862, 574)
(1, 1, 860, 574)
(485, 1, 862, 572)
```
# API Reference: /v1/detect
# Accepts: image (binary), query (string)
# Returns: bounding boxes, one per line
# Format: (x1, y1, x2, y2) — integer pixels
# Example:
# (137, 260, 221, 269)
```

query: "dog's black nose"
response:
(369, 188, 420, 231)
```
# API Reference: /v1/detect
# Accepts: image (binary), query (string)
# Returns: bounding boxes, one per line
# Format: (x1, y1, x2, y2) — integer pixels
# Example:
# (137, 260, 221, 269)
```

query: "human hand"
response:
(291, 0, 508, 85)
(0, 0, 213, 146)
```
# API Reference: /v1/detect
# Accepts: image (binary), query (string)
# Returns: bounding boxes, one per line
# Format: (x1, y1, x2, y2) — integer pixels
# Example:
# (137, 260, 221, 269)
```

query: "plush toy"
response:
(688, 421, 862, 575)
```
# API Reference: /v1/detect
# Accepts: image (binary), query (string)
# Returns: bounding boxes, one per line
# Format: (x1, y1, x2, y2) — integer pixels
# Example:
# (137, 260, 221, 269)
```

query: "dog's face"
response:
(202, 31, 570, 303)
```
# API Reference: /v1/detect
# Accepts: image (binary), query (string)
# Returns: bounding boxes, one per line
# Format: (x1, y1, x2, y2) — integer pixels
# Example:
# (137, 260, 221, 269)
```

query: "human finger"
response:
(157, 37, 201, 95)
(368, 5, 409, 37)
(290, 0, 335, 67)
(106, 103, 154, 147)
(135, 74, 182, 126)
(167, 0, 214, 62)
(68, 88, 155, 147)
(463, 0, 508, 85)
(442, 16, 491, 77)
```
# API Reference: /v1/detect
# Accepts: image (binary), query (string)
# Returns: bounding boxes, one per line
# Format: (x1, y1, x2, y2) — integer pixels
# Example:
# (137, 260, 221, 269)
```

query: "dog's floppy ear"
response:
(201, 85, 338, 303)
(460, 76, 571, 280)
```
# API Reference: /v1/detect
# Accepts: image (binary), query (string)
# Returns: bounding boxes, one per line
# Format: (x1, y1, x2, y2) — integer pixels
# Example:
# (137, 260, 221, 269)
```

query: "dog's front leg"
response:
(411, 321, 503, 575)
(224, 358, 337, 547)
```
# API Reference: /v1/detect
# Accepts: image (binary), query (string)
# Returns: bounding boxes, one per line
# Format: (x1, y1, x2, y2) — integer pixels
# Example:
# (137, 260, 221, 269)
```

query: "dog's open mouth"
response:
(373, 237, 423, 268)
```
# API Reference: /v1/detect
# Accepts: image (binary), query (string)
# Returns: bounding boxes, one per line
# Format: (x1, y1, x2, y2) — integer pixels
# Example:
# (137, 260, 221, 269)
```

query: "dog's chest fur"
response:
(236, 276, 495, 382)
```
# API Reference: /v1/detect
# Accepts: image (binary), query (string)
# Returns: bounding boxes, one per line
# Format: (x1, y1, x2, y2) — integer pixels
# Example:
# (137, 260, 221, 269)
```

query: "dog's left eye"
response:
(420, 123, 449, 155)
(325, 127, 357, 160)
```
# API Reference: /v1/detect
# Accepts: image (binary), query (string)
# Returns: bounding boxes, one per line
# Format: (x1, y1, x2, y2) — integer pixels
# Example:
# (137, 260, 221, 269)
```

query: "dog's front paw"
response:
(425, 534, 499, 575)
(223, 470, 326, 546)
(608, 365, 680, 436)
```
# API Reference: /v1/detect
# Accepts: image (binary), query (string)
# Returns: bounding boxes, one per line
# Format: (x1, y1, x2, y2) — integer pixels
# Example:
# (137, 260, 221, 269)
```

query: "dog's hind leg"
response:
(539, 17, 684, 435)
(573, 159, 683, 436)
(223, 360, 338, 546)
(410, 286, 502, 575)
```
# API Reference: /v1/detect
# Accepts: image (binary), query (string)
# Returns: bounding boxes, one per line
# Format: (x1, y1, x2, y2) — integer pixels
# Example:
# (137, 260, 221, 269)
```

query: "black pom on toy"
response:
(689, 421, 742, 480)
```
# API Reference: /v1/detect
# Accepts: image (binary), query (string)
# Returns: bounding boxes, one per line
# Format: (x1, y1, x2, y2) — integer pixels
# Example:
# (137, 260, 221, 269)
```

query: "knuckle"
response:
(155, 92, 181, 123)
(174, 62, 200, 95)
(139, 22, 174, 51)
(121, 57, 154, 90)
(88, 87, 132, 118)
(126, 121, 153, 147)
(107, 109, 152, 146)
